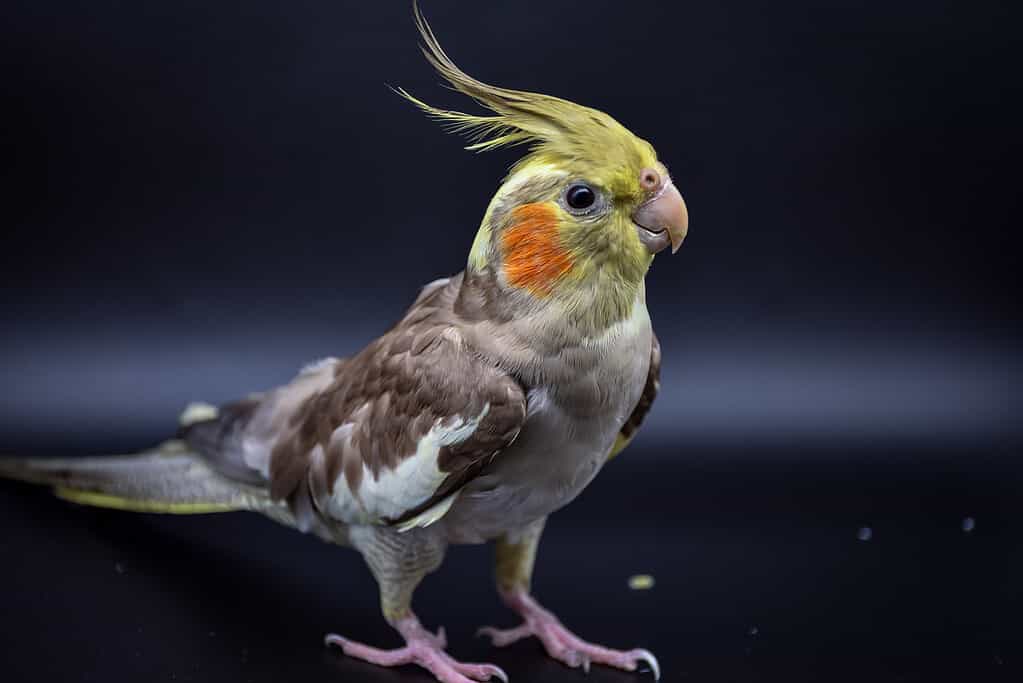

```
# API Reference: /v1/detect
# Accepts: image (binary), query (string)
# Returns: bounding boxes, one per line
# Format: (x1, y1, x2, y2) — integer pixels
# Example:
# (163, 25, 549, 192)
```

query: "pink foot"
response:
(325, 616, 508, 683)
(478, 591, 660, 680)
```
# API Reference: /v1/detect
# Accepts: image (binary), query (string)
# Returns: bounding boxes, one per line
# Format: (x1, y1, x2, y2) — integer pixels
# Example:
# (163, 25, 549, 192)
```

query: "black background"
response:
(1, 1, 1020, 682)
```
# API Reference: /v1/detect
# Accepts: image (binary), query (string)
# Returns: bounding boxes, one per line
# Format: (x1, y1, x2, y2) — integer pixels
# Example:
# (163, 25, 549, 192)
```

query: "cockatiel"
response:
(0, 4, 688, 682)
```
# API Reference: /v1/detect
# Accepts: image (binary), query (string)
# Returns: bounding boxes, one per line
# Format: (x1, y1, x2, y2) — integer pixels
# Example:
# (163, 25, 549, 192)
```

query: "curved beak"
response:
(632, 178, 689, 254)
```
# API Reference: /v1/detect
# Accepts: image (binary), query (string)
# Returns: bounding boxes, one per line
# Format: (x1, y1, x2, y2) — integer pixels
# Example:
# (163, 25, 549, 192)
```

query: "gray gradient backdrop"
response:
(4, 0, 1018, 455)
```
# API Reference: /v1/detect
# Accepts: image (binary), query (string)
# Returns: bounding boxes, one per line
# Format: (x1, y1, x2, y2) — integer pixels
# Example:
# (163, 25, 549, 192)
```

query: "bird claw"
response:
(631, 648, 661, 681)
(473, 663, 509, 683)
(479, 592, 660, 679)
(326, 616, 508, 683)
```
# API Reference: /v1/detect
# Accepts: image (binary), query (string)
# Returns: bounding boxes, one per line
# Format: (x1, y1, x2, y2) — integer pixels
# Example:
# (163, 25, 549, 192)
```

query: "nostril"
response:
(640, 168, 660, 191)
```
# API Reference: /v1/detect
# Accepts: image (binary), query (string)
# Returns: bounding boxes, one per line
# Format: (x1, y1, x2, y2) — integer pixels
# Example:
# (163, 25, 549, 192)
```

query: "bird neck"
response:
(456, 263, 645, 342)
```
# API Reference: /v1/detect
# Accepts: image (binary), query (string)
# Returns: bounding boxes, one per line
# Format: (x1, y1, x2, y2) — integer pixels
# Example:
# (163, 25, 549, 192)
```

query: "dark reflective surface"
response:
(3, 443, 1020, 682)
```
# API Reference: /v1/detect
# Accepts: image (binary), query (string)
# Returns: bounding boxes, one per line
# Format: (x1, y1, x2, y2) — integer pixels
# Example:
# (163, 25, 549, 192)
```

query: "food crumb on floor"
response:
(627, 574, 655, 590)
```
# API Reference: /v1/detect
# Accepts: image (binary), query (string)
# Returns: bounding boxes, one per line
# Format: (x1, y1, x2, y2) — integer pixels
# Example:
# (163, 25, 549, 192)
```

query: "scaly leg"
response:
(326, 527, 507, 683)
(478, 517, 660, 680)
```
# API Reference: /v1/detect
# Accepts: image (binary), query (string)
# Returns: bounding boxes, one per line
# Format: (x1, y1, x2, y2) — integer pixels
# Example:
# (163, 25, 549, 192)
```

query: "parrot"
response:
(0, 4, 688, 682)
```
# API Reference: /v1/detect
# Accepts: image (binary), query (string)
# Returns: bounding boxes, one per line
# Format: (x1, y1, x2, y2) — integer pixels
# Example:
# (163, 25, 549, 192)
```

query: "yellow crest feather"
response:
(401, 1, 657, 177)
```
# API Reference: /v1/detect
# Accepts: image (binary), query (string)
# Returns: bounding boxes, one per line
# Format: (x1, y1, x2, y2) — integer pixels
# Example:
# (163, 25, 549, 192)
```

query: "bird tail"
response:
(0, 439, 268, 514)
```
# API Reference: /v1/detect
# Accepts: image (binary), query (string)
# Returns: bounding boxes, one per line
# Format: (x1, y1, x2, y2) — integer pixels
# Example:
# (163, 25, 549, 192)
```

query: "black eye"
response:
(565, 184, 596, 210)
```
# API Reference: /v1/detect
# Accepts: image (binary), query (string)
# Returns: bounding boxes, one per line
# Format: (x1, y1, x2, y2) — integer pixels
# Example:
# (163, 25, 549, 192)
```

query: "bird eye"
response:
(565, 183, 596, 211)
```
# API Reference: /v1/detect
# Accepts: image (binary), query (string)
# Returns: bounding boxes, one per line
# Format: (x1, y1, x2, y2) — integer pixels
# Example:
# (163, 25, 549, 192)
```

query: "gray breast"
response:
(442, 303, 652, 544)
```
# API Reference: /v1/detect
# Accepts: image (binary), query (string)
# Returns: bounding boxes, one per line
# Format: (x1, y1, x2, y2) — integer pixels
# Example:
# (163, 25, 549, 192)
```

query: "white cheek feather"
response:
(326, 404, 491, 526)
(500, 163, 566, 195)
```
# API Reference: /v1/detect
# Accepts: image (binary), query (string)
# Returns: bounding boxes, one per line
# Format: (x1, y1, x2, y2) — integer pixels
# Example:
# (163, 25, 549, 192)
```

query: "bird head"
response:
(400, 3, 688, 324)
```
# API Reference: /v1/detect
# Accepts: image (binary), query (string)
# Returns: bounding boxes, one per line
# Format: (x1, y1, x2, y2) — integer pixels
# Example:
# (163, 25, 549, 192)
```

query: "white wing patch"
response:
(395, 490, 460, 533)
(178, 402, 218, 427)
(323, 403, 490, 526)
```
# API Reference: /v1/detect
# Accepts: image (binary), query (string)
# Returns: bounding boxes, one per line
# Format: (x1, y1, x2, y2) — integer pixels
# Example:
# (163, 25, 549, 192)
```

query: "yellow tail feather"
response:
(606, 432, 633, 461)
(53, 487, 240, 514)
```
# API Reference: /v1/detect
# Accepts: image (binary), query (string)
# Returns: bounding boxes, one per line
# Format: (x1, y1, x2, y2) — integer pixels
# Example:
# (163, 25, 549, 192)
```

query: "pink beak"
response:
(632, 173, 689, 254)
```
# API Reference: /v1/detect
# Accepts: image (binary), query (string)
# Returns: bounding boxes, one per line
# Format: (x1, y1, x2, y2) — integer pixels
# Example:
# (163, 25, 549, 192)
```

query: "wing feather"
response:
(185, 276, 526, 530)
(608, 331, 661, 460)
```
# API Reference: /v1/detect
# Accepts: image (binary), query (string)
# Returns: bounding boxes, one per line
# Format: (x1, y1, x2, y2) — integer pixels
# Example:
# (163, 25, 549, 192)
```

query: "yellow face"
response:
(471, 149, 686, 303)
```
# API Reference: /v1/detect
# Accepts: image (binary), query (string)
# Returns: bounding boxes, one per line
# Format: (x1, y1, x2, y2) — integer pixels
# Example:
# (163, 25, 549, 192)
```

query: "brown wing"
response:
(608, 331, 661, 460)
(265, 278, 527, 529)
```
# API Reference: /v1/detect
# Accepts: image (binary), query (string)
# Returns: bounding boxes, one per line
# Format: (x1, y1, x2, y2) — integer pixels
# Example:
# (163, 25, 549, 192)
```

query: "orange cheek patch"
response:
(500, 203, 573, 297)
